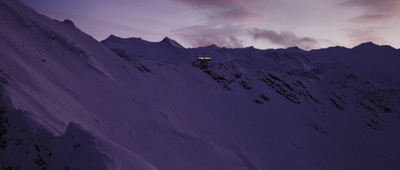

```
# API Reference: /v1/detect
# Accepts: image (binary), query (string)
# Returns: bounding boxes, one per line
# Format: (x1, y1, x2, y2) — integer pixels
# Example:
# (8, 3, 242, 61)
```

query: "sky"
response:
(20, 0, 400, 50)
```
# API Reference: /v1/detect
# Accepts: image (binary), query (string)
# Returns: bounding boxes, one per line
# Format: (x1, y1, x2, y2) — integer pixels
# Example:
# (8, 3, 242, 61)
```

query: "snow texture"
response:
(1, 0, 400, 169)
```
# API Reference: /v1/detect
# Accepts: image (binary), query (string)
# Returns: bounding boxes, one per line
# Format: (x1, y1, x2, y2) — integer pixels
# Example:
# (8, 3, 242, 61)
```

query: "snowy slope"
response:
(1, 0, 400, 169)
(0, 1, 155, 169)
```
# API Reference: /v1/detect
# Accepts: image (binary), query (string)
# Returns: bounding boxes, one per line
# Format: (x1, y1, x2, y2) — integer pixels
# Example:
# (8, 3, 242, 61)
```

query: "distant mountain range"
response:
(1, 0, 400, 169)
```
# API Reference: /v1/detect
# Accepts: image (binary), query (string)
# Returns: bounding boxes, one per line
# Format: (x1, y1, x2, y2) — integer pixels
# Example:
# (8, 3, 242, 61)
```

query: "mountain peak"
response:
(286, 46, 302, 51)
(245, 46, 255, 49)
(161, 37, 184, 48)
(205, 44, 219, 48)
(352, 41, 396, 52)
(62, 19, 76, 27)
(101, 34, 125, 44)
(106, 34, 121, 40)
(161, 36, 172, 42)
(352, 42, 381, 50)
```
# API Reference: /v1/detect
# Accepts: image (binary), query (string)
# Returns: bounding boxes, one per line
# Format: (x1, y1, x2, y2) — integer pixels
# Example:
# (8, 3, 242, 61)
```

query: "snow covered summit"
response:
(101, 35, 190, 63)
(161, 37, 185, 48)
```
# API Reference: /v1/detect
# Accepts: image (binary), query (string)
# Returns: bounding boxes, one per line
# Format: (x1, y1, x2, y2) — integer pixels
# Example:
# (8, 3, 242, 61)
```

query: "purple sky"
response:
(20, 0, 400, 50)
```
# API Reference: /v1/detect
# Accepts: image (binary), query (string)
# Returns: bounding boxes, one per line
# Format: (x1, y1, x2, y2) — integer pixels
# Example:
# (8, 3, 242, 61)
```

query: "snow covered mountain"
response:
(1, 0, 400, 169)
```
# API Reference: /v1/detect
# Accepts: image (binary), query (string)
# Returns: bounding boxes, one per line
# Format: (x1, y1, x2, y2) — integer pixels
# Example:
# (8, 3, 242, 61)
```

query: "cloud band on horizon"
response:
(174, 25, 319, 50)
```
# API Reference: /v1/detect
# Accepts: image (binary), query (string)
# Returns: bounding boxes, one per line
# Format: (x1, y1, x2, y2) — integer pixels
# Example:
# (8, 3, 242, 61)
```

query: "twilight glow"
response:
(20, 0, 400, 50)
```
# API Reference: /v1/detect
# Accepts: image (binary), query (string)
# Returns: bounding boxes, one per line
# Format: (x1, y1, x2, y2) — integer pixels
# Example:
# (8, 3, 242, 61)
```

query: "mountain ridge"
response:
(103, 33, 399, 51)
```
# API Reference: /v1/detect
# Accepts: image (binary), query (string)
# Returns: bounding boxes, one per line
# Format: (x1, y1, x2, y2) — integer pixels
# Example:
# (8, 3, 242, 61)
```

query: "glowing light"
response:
(197, 57, 212, 60)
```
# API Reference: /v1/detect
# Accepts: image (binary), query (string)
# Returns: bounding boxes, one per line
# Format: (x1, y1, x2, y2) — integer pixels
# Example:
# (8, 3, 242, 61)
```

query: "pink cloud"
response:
(174, 25, 244, 48)
(339, 0, 400, 22)
(249, 28, 319, 50)
(350, 14, 388, 22)
(172, 0, 265, 23)
(174, 26, 319, 50)
(345, 26, 387, 46)
(212, 6, 264, 24)
(172, 0, 247, 8)
(340, 0, 398, 9)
